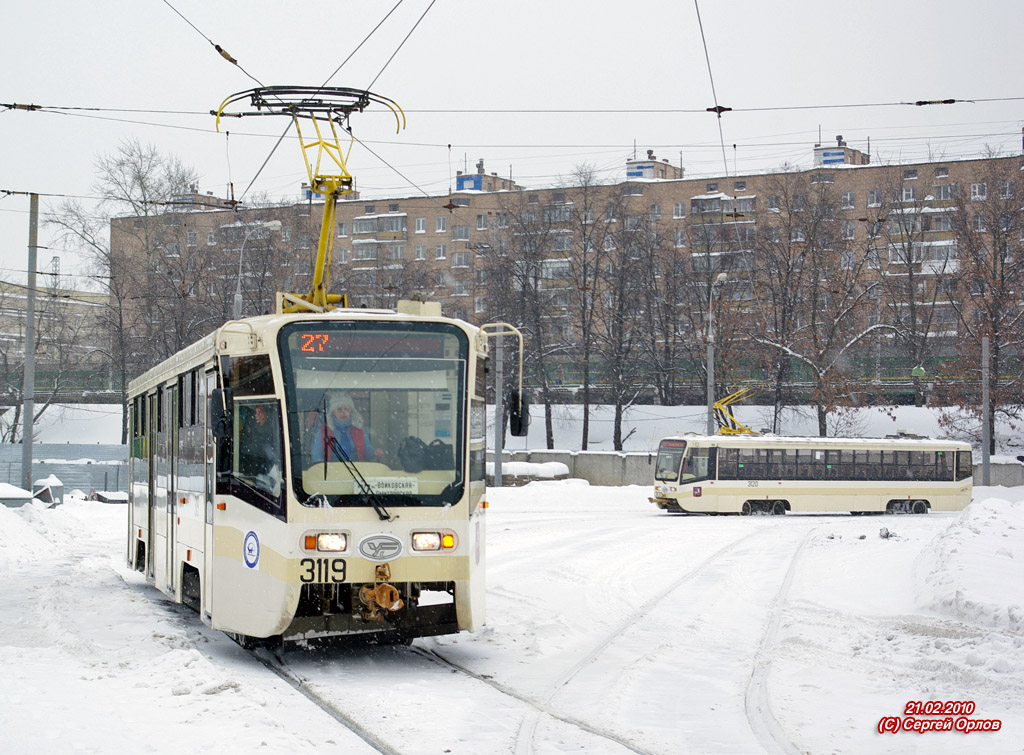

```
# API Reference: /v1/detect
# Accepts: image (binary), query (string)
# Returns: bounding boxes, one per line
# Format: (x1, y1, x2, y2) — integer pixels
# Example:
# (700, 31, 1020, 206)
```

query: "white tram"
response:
(650, 434, 973, 515)
(127, 300, 521, 645)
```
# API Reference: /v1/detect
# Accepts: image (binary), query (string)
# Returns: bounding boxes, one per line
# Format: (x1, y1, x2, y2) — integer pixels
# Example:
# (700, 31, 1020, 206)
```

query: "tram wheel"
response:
(771, 501, 786, 516)
(912, 500, 929, 515)
(740, 501, 753, 516)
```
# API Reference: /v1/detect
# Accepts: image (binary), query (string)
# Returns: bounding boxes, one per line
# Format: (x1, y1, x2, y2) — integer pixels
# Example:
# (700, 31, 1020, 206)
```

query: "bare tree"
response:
(939, 156, 1024, 453)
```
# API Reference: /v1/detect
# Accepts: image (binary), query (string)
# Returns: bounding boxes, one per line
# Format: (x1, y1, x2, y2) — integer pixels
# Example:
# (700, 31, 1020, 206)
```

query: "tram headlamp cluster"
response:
(304, 533, 348, 552)
(411, 531, 456, 551)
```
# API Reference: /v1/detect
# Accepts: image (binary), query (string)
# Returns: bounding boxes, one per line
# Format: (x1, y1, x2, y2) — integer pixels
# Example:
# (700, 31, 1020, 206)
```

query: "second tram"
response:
(651, 434, 972, 515)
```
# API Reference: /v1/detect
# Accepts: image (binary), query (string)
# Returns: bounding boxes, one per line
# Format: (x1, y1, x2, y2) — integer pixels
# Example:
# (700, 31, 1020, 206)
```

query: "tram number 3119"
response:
(299, 558, 347, 584)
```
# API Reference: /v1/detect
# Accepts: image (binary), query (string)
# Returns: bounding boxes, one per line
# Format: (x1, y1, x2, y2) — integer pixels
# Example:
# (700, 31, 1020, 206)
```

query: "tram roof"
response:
(660, 434, 970, 450)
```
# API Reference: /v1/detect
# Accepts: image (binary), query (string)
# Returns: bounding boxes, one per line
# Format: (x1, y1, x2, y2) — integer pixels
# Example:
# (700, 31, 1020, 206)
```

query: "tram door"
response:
(202, 371, 217, 619)
(164, 384, 178, 595)
(146, 392, 157, 580)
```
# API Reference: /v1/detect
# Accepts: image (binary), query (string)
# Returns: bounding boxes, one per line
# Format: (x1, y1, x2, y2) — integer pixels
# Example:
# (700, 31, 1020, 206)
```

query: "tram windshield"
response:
(655, 440, 687, 481)
(279, 321, 468, 507)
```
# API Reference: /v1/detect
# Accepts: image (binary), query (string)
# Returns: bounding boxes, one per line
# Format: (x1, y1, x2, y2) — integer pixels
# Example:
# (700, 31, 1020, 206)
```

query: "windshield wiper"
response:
(325, 434, 396, 522)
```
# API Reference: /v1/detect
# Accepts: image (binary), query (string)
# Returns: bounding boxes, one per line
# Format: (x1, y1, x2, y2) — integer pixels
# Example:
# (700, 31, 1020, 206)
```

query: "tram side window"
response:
(225, 355, 275, 396)
(956, 450, 973, 481)
(936, 450, 952, 480)
(233, 399, 285, 515)
(686, 446, 716, 483)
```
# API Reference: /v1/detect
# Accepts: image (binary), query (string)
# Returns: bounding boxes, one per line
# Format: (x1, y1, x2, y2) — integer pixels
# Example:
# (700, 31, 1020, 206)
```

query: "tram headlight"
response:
(305, 533, 347, 552)
(411, 531, 457, 551)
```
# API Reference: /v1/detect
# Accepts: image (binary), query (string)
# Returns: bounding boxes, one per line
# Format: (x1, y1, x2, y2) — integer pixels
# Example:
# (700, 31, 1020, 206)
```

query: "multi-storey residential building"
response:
(109, 144, 1023, 406)
(0, 278, 111, 400)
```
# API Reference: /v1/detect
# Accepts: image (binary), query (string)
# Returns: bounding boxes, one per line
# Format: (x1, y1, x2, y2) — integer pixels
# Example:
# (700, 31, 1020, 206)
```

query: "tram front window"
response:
(279, 322, 468, 507)
(655, 440, 687, 481)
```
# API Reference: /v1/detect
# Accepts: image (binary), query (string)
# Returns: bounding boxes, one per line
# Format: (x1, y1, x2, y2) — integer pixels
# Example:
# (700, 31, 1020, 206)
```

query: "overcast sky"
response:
(2, 0, 1022, 285)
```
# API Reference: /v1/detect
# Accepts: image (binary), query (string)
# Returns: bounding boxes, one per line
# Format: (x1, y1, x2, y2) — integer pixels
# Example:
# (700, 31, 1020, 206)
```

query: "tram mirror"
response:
(508, 388, 530, 437)
(210, 387, 234, 442)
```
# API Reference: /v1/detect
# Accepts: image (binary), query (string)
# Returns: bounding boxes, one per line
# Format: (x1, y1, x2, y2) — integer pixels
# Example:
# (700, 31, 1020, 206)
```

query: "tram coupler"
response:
(357, 563, 405, 621)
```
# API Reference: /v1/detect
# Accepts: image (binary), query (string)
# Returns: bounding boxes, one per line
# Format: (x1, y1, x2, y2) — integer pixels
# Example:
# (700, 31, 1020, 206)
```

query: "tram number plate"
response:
(299, 558, 347, 584)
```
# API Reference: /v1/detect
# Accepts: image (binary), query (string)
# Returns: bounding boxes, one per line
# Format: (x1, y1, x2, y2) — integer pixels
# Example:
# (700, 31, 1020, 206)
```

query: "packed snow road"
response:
(1, 480, 1022, 754)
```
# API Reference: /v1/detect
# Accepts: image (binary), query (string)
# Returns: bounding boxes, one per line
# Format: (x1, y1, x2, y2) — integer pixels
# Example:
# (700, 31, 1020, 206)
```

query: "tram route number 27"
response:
(299, 558, 347, 583)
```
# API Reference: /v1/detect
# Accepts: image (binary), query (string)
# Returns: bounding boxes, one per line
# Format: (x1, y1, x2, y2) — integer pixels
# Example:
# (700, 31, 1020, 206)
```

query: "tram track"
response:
(422, 527, 798, 755)
(248, 647, 401, 755)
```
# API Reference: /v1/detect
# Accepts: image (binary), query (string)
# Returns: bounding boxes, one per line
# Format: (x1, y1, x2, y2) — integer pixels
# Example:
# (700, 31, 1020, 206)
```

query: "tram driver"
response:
(311, 392, 387, 464)
(238, 400, 283, 495)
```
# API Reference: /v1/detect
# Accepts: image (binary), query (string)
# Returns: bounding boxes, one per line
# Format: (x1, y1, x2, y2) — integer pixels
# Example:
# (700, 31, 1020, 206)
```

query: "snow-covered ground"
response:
(1, 482, 1021, 754)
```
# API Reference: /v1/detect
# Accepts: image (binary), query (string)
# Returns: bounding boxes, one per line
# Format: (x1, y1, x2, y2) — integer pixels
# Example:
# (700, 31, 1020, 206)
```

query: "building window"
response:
(935, 166, 949, 178)
(353, 219, 375, 234)
(734, 180, 746, 192)
(495, 212, 509, 228)
(475, 296, 486, 314)
(453, 225, 470, 240)
(338, 249, 349, 264)
(353, 245, 377, 261)
(674, 229, 687, 248)
(364, 205, 375, 214)
(604, 235, 617, 251)
(337, 222, 348, 237)
(840, 252, 855, 270)
(972, 215, 986, 232)
(767, 196, 780, 212)
(165, 243, 180, 258)
(389, 203, 399, 212)
(706, 182, 718, 192)
(386, 245, 404, 260)
(476, 214, 488, 230)
(436, 216, 447, 233)
(904, 169, 918, 180)
(901, 187, 917, 202)
(1000, 180, 1015, 199)
(811, 173, 834, 184)
(452, 251, 470, 268)
(527, 194, 539, 204)
(868, 189, 881, 207)
(971, 182, 987, 201)
(791, 228, 806, 242)
(936, 184, 956, 201)
(841, 221, 855, 240)
(415, 217, 426, 234)
(186, 231, 197, 247)
(452, 280, 470, 296)
(298, 233, 311, 249)
(207, 231, 217, 246)
(414, 244, 426, 260)
(673, 202, 686, 218)
(841, 192, 855, 209)
(435, 244, 447, 260)
(650, 203, 662, 220)
(475, 269, 487, 285)
(452, 197, 470, 208)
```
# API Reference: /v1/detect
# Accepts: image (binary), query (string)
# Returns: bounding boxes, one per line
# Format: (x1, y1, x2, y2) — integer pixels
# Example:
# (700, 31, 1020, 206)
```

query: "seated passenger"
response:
(311, 392, 386, 463)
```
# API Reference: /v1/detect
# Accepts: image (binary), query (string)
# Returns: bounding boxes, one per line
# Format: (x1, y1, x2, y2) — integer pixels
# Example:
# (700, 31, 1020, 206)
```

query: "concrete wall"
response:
(490, 450, 1024, 489)
(0, 444, 129, 495)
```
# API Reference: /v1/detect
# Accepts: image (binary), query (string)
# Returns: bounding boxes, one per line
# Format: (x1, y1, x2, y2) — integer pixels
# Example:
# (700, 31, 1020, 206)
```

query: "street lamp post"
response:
(706, 272, 728, 435)
(233, 220, 282, 320)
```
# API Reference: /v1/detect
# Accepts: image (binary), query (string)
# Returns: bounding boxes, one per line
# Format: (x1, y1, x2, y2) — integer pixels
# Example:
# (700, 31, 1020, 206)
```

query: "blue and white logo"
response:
(243, 531, 260, 568)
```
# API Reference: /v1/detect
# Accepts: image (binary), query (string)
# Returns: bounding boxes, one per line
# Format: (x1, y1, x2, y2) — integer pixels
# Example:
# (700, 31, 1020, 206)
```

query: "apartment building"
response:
(109, 143, 1022, 398)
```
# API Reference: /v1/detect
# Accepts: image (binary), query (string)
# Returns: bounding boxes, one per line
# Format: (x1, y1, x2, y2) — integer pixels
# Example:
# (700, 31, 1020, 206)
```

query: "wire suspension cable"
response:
(367, 0, 437, 91)
(693, 0, 730, 177)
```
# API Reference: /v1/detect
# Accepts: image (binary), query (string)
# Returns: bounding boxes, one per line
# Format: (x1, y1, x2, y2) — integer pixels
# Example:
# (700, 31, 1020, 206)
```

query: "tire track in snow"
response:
(743, 530, 812, 755)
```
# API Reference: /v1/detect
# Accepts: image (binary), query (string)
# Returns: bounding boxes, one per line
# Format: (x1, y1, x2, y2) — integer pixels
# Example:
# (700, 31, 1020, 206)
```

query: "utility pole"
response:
(493, 334, 503, 487)
(21, 193, 38, 491)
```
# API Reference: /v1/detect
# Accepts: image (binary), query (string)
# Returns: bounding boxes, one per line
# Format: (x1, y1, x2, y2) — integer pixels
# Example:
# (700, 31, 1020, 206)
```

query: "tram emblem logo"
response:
(243, 531, 260, 568)
(358, 534, 403, 562)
